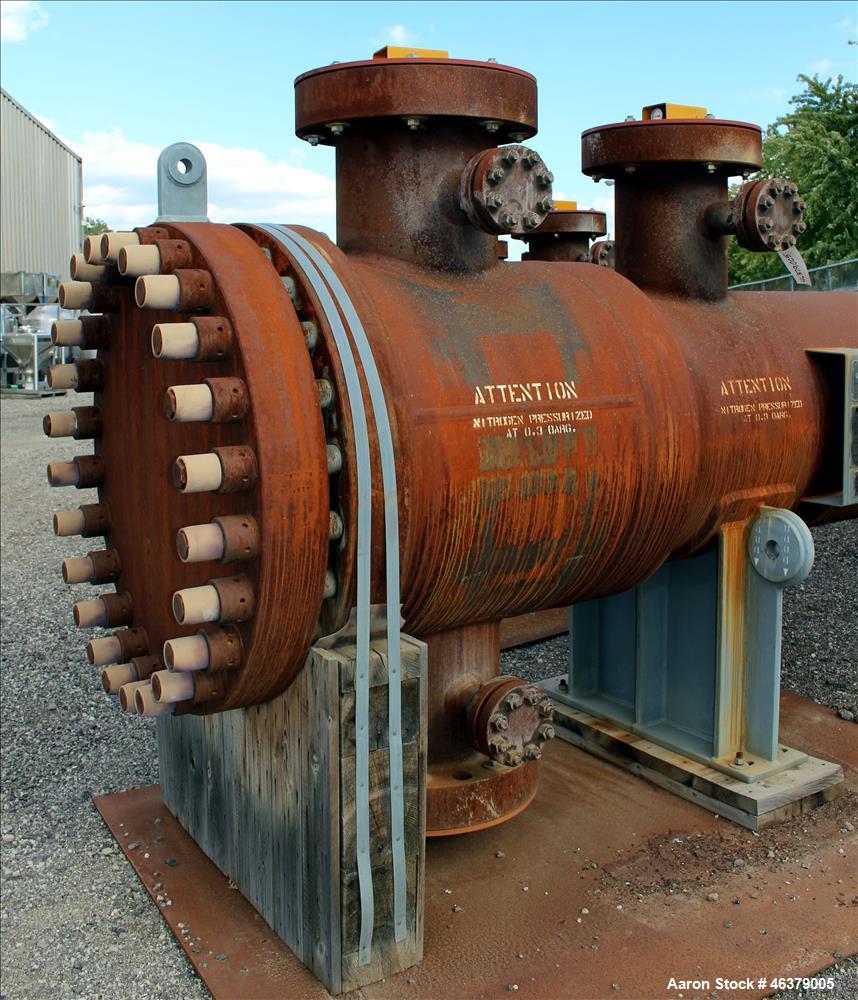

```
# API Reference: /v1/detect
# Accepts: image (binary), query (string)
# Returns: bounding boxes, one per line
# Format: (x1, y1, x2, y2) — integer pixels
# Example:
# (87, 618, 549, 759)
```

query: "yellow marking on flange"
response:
(373, 46, 449, 60)
(552, 201, 578, 212)
(642, 103, 708, 120)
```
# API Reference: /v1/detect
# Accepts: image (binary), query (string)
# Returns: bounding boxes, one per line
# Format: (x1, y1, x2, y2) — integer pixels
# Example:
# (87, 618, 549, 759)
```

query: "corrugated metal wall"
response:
(1, 88, 82, 281)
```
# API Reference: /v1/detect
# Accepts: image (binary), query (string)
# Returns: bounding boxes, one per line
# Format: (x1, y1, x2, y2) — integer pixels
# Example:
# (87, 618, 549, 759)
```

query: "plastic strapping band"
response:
(255, 224, 375, 965)
(276, 226, 407, 944)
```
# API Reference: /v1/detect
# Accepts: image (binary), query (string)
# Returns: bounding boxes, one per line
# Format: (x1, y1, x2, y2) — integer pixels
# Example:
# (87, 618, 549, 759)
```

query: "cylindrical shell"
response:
(210, 575, 255, 622)
(52, 316, 110, 350)
(51, 320, 84, 348)
(164, 634, 210, 671)
(58, 282, 93, 310)
(70, 253, 107, 282)
(154, 239, 194, 272)
(202, 625, 243, 671)
(193, 316, 233, 361)
(323, 569, 337, 599)
(214, 514, 260, 562)
(62, 556, 94, 584)
(129, 654, 161, 680)
(177, 522, 225, 563)
(174, 269, 215, 312)
(73, 455, 105, 489)
(172, 452, 223, 493)
(47, 461, 78, 487)
(88, 627, 149, 666)
(101, 231, 140, 262)
(86, 548, 122, 583)
(205, 377, 250, 422)
(164, 383, 214, 422)
(152, 322, 199, 360)
(119, 679, 150, 712)
(80, 502, 111, 536)
(54, 509, 86, 536)
(43, 411, 77, 438)
(152, 669, 195, 703)
(135, 274, 180, 310)
(211, 446, 258, 492)
(73, 598, 107, 628)
(83, 234, 107, 264)
(47, 360, 104, 393)
(102, 662, 138, 694)
(43, 407, 102, 440)
(46, 364, 77, 391)
(173, 584, 220, 625)
(136, 683, 176, 716)
(74, 591, 132, 628)
(88, 635, 123, 666)
(329, 511, 344, 540)
(118, 243, 161, 277)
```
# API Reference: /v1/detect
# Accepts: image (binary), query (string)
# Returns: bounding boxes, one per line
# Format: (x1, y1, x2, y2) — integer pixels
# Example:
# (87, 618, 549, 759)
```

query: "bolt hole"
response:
(765, 539, 780, 560)
(453, 771, 473, 781)
(177, 157, 193, 175)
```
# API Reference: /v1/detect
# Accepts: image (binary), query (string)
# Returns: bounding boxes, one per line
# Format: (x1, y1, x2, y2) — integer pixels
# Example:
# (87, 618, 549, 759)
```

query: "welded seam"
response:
(277, 226, 407, 944)
(256, 224, 375, 966)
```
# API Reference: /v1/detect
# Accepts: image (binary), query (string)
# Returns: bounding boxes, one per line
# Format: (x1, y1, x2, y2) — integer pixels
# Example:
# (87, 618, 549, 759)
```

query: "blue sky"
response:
(2, 0, 856, 239)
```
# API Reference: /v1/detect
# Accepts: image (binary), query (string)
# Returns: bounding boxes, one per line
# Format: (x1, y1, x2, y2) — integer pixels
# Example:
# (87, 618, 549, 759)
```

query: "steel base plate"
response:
(426, 753, 539, 836)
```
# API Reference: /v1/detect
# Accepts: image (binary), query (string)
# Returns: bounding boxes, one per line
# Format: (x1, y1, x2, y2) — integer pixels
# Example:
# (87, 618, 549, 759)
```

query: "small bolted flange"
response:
(732, 177, 805, 253)
(466, 676, 556, 768)
(460, 144, 555, 237)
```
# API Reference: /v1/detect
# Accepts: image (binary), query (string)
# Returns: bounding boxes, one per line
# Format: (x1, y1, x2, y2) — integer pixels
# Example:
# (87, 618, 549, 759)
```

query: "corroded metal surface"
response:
(294, 58, 538, 143)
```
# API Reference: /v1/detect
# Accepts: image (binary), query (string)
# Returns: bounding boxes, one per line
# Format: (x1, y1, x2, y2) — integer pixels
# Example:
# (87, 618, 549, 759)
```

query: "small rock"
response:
(72, 959, 84, 971)
(723, 921, 733, 929)
(495, 851, 506, 859)
(452, 904, 462, 913)
(838, 709, 854, 721)
(507, 986, 519, 993)
(801, 862, 811, 870)
(522, 885, 529, 892)
(707, 892, 719, 902)
(733, 858, 744, 867)
(216, 954, 227, 961)
(100, 847, 112, 856)
(612, 984, 621, 992)
(407, 978, 416, 986)
(841, 822, 854, 833)
(581, 907, 589, 915)
(767, 850, 775, 858)
(443, 889, 452, 894)
(2, 834, 14, 844)
(834, 950, 842, 961)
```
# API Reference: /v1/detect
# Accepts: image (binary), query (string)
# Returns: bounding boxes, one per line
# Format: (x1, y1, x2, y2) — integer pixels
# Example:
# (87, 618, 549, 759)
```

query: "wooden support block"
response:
(157, 634, 427, 994)
(547, 697, 844, 830)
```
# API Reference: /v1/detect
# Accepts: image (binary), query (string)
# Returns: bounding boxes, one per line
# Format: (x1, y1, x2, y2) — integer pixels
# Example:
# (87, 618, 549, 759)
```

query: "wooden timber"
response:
(548, 697, 844, 830)
(157, 635, 427, 994)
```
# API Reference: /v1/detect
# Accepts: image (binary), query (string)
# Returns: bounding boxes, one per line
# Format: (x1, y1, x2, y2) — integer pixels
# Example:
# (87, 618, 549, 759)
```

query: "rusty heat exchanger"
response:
(44, 51, 854, 839)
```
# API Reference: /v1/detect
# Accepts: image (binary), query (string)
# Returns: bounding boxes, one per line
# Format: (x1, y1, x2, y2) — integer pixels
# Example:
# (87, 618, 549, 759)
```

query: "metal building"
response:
(1, 87, 82, 281)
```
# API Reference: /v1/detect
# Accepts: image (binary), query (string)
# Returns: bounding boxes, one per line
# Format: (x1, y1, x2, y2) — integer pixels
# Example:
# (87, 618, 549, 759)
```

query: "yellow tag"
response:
(552, 201, 578, 212)
(642, 103, 708, 120)
(373, 46, 449, 60)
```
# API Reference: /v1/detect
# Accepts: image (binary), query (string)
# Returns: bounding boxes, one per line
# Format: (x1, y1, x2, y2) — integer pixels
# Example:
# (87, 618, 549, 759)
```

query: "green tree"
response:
(83, 216, 109, 237)
(728, 73, 858, 285)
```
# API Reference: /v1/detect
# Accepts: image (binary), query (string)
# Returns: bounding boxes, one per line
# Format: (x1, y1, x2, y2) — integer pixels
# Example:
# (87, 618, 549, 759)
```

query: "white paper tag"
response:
(777, 246, 812, 286)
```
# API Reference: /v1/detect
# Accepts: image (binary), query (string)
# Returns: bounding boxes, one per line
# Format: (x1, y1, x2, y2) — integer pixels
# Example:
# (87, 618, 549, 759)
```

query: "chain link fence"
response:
(730, 257, 858, 292)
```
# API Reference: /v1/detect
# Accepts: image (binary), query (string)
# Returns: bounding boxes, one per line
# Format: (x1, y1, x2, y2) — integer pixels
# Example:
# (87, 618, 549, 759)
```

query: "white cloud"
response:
(61, 126, 336, 234)
(0, 0, 48, 43)
(371, 23, 420, 49)
(809, 56, 834, 74)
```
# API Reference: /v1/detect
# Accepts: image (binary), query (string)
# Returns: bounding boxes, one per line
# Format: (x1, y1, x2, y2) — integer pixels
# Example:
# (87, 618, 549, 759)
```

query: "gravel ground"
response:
(2, 394, 856, 1000)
